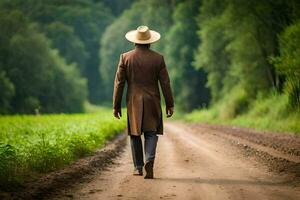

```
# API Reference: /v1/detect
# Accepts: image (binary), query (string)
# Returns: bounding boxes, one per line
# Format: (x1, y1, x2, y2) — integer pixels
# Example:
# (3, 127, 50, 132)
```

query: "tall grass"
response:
(0, 108, 126, 187)
(184, 93, 300, 135)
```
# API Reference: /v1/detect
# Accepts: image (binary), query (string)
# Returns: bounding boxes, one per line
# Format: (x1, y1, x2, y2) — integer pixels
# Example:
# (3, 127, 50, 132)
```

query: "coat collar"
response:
(135, 45, 150, 51)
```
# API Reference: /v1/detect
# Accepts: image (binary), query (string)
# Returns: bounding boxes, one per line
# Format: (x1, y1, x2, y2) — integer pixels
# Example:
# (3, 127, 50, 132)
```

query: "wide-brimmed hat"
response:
(125, 26, 160, 44)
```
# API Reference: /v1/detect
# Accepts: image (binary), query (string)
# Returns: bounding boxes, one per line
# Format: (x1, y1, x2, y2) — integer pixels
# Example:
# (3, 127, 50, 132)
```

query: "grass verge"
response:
(183, 93, 300, 135)
(0, 107, 126, 188)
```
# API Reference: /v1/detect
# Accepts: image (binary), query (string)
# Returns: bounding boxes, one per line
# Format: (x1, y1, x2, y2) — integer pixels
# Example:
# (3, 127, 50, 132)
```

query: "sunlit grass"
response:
(0, 107, 126, 187)
(183, 93, 300, 135)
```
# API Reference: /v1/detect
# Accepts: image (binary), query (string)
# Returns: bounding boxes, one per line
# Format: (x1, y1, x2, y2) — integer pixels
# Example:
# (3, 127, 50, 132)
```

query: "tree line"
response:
(0, 0, 132, 114)
(194, 0, 300, 117)
(100, 0, 300, 115)
(1, 0, 299, 115)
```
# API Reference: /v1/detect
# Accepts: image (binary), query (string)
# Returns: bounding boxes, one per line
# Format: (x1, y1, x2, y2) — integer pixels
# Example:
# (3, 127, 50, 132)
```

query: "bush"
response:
(183, 92, 300, 135)
(218, 86, 249, 119)
(0, 143, 19, 185)
(273, 20, 300, 110)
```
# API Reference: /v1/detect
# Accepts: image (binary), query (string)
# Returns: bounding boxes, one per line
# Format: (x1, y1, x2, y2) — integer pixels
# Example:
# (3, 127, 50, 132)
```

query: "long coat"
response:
(113, 45, 174, 136)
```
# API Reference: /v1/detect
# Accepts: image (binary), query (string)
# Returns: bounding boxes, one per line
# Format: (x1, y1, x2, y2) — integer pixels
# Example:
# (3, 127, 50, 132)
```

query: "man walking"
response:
(113, 26, 174, 179)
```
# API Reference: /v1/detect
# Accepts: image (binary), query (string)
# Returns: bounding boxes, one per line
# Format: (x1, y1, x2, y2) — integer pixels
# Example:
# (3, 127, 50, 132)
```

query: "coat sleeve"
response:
(158, 56, 174, 108)
(113, 54, 126, 110)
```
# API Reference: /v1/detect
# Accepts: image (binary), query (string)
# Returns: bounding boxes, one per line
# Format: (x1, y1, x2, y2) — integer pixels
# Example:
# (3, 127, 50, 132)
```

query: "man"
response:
(113, 25, 174, 179)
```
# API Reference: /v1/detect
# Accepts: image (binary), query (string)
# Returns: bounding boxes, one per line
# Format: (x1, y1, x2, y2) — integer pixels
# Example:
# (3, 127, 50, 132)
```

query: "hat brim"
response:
(125, 30, 161, 44)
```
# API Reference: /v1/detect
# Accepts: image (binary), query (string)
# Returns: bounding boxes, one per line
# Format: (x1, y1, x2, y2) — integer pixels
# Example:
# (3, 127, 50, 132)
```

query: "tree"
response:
(0, 9, 87, 114)
(273, 20, 300, 109)
(40, 50, 88, 113)
(100, 0, 135, 16)
(193, 0, 230, 102)
(0, 0, 114, 104)
(44, 22, 88, 72)
(165, 0, 210, 111)
(193, 0, 298, 116)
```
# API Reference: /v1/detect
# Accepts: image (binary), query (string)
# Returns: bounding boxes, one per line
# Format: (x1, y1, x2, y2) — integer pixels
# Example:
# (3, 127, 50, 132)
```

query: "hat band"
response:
(136, 31, 151, 40)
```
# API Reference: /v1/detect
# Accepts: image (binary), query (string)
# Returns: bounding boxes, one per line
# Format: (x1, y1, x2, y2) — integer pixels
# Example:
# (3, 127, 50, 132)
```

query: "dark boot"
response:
(144, 161, 154, 179)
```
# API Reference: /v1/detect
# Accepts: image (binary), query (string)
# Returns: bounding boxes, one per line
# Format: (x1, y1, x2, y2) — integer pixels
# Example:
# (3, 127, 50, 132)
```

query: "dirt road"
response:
(51, 121, 300, 200)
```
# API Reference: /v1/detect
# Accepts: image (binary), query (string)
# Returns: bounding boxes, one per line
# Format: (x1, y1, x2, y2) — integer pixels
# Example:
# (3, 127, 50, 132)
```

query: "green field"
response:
(0, 108, 126, 187)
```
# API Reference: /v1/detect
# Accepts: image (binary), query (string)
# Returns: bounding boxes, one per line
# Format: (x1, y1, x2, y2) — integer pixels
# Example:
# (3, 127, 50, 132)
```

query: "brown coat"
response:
(113, 45, 174, 136)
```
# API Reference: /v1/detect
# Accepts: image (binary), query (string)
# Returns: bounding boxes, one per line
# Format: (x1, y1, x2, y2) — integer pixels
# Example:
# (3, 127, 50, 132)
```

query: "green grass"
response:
(183, 93, 300, 135)
(0, 107, 126, 187)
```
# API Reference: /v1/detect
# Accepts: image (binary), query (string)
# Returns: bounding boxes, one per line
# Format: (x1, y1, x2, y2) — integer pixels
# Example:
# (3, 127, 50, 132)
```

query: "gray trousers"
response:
(130, 131, 158, 170)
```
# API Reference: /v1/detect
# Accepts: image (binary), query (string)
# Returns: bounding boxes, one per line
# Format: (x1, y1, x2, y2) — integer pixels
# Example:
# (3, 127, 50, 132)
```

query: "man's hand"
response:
(166, 107, 174, 118)
(113, 109, 122, 119)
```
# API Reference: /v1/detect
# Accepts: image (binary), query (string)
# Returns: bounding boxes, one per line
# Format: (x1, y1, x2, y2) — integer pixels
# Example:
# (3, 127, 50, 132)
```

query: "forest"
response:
(0, 0, 300, 131)
(1, 0, 300, 194)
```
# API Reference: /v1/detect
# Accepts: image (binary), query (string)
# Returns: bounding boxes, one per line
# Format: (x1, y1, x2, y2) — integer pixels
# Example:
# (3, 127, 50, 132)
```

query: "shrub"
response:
(272, 20, 300, 110)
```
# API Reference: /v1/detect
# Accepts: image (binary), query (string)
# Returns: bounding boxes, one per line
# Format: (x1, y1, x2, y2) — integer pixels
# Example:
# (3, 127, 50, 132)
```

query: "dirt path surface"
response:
(47, 121, 300, 200)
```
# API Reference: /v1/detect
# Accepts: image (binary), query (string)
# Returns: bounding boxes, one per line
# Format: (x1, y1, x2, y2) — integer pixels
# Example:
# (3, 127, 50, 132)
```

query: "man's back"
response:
(113, 26, 174, 179)
(122, 46, 163, 101)
(113, 45, 173, 135)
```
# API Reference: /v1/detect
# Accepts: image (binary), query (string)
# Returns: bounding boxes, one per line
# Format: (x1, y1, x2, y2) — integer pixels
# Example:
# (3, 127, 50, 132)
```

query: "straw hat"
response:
(125, 26, 161, 44)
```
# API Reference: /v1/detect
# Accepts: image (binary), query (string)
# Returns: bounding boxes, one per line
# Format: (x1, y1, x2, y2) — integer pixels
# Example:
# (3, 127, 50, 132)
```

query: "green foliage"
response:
(0, 71, 15, 113)
(0, 8, 87, 114)
(185, 85, 249, 120)
(193, 0, 230, 102)
(244, 92, 288, 119)
(218, 86, 249, 119)
(1, 0, 300, 136)
(0, 143, 18, 184)
(44, 22, 88, 72)
(272, 20, 300, 109)
(224, 0, 288, 94)
(190, 0, 300, 130)
(165, 0, 210, 112)
(0, 0, 115, 108)
(0, 108, 126, 187)
(101, 0, 135, 16)
(194, 0, 288, 103)
(46, 0, 114, 103)
(230, 93, 300, 134)
(184, 106, 219, 123)
(184, 93, 300, 135)
(41, 50, 88, 113)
